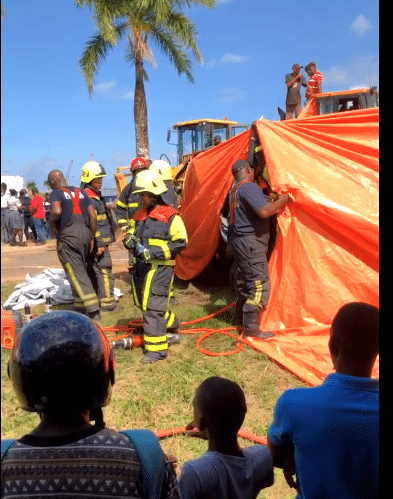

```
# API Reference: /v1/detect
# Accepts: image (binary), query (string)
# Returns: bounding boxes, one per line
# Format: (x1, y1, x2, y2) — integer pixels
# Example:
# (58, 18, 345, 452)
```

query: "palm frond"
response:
(79, 33, 115, 96)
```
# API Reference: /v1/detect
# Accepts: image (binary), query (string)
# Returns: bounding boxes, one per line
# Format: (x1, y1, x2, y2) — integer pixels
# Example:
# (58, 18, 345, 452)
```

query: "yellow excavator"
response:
(114, 118, 250, 196)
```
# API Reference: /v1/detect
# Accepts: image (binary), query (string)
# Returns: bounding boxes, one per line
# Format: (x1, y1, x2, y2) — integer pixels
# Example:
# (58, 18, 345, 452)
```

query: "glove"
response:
(135, 242, 151, 262)
(123, 233, 137, 250)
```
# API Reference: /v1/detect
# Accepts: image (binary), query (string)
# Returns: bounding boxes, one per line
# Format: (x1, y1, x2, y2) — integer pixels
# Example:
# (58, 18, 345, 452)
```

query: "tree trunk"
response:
(134, 59, 150, 159)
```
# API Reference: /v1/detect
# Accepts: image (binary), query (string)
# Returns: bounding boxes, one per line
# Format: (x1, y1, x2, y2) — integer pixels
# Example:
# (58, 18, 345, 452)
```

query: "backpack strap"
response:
(120, 429, 165, 499)
(59, 187, 82, 215)
(1, 439, 16, 461)
(229, 180, 247, 225)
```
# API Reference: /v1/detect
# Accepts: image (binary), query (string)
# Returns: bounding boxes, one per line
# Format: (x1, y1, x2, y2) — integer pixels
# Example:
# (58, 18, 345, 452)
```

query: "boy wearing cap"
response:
(285, 63, 307, 119)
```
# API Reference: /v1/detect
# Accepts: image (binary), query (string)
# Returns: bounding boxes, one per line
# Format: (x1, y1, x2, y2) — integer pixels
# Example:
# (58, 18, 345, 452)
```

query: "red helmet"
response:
(130, 157, 148, 173)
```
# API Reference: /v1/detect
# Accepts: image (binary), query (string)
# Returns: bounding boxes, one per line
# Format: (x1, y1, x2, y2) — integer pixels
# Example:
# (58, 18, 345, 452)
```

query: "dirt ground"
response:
(1, 240, 130, 283)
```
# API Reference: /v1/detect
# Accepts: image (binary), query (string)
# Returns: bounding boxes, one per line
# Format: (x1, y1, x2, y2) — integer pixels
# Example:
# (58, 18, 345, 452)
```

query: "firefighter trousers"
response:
(91, 248, 117, 310)
(229, 234, 271, 335)
(132, 258, 180, 354)
(57, 220, 100, 314)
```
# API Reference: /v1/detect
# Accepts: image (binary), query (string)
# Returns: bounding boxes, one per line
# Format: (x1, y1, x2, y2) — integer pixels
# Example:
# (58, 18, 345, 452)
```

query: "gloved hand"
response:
(135, 242, 151, 262)
(123, 233, 137, 250)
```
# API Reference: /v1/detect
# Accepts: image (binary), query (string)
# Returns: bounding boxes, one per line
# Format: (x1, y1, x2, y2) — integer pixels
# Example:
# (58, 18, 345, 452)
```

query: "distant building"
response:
(1, 175, 24, 193)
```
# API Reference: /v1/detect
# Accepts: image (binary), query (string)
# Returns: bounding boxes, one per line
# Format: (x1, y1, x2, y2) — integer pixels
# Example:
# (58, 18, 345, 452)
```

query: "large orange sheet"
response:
(176, 108, 379, 386)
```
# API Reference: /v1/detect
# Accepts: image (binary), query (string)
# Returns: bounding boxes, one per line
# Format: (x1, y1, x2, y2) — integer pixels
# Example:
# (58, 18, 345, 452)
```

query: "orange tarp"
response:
(175, 108, 379, 386)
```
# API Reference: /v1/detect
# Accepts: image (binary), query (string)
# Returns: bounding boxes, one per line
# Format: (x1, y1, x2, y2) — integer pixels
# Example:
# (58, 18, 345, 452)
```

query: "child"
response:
(179, 376, 274, 498)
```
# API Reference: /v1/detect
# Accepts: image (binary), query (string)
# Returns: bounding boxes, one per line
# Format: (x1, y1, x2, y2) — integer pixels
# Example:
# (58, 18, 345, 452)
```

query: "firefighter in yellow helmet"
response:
(81, 161, 117, 311)
(149, 160, 178, 209)
(123, 170, 188, 363)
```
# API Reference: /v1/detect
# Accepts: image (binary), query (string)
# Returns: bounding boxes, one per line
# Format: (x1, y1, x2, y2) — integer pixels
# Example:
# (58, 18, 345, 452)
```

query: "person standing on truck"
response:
(228, 159, 290, 339)
(81, 161, 118, 312)
(123, 170, 188, 363)
(305, 61, 323, 102)
(285, 63, 307, 119)
(48, 169, 100, 320)
(116, 157, 149, 273)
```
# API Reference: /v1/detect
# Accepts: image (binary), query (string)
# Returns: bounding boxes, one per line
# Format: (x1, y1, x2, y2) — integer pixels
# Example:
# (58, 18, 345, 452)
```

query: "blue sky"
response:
(1, 0, 379, 193)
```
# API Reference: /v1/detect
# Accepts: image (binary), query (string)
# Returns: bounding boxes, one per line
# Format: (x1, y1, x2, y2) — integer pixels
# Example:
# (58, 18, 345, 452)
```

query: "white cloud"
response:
(95, 80, 134, 101)
(322, 56, 379, 89)
(350, 15, 372, 37)
(218, 87, 245, 104)
(204, 53, 251, 68)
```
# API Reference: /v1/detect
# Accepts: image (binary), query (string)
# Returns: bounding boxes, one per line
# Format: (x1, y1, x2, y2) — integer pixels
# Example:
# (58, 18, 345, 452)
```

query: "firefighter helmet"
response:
(132, 170, 167, 196)
(149, 160, 173, 181)
(80, 161, 107, 184)
(7, 311, 115, 414)
(130, 157, 148, 173)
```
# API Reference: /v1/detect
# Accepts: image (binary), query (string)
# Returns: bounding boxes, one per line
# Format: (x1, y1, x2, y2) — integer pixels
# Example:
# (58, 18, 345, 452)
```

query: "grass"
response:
(1, 265, 305, 498)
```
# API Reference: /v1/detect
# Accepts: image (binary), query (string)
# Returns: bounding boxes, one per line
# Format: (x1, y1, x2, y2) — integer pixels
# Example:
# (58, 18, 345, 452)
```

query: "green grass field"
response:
(1, 266, 305, 498)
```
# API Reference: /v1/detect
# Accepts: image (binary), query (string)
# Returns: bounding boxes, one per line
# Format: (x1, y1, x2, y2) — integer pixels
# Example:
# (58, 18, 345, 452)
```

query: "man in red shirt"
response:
(305, 61, 323, 102)
(30, 188, 46, 244)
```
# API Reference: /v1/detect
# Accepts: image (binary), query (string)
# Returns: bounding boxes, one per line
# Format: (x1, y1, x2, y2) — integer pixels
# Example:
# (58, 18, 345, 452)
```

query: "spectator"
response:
(1, 182, 11, 243)
(43, 192, 52, 239)
(267, 302, 379, 499)
(179, 376, 274, 498)
(214, 135, 222, 146)
(305, 61, 323, 102)
(285, 63, 307, 119)
(30, 188, 46, 245)
(18, 189, 37, 242)
(1, 310, 180, 499)
(6, 189, 25, 246)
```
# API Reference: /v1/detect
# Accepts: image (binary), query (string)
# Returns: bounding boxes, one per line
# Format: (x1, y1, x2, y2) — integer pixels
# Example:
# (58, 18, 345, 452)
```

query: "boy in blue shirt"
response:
(179, 376, 274, 498)
(267, 302, 379, 499)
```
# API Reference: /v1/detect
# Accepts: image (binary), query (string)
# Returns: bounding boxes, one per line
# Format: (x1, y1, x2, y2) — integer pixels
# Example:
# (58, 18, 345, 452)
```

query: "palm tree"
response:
(75, 0, 214, 159)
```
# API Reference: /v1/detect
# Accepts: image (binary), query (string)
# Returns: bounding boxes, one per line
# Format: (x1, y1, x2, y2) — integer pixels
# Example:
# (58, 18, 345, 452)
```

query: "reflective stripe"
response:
(65, 263, 99, 308)
(142, 263, 158, 310)
(144, 334, 168, 352)
(148, 238, 171, 260)
(165, 310, 176, 329)
(97, 213, 107, 221)
(245, 280, 263, 308)
(101, 268, 111, 298)
(131, 277, 140, 307)
(168, 215, 188, 244)
(128, 202, 139, 209)
(101, 236, 112, 243)
(95, 231, 101, 237)
(117, 218, 128, 225)
(117, 201, 128, 209)
(149, 259, 175, 267)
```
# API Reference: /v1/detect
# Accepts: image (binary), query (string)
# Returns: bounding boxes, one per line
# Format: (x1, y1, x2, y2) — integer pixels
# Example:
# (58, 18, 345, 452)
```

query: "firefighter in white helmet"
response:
(81, 161, 117, 311)
(123, 170, 188, 363)
(149, 160, 178, 209)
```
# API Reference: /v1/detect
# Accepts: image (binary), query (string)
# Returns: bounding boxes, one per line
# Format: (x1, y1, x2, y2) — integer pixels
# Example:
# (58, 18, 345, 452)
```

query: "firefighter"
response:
(116, 157, 148, 273)
(149, 159, 178, 209)
(123, 170, 188, 364)
(227, 160, 290, 339)
(48, 170, 100, 320)
(81, 161, 117, 311)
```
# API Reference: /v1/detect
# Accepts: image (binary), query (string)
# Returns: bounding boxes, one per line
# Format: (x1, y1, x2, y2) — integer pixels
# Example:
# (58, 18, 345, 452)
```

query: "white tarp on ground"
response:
(3, 268, 123, 311)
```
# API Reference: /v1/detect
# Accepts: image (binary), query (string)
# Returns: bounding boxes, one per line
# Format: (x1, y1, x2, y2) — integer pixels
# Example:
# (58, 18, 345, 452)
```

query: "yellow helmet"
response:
(80, 161, 106, 184)
(132, 170, 167, 196)
(149, 160, 173, 181)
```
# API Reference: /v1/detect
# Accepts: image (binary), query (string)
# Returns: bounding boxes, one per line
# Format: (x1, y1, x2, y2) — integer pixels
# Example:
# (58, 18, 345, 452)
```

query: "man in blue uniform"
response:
(48, 169, 100, 320)
(227, 159, 290, 339)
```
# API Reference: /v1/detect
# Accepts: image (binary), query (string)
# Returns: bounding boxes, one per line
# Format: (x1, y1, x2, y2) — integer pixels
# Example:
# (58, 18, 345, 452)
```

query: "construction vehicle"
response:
(113, 118, 250, 197)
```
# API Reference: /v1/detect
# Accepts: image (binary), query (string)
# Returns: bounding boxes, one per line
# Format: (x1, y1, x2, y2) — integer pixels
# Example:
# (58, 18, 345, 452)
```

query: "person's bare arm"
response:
(50, 200, 62, 221)
(267, 438, 298, 489)
(256, 193, 290, 219)
(286, 74, 302, 88)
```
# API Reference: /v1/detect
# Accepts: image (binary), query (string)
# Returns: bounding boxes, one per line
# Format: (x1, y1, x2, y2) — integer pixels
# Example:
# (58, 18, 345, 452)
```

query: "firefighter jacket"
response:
(84, 187, 115, 248)
(134, 205, 188, 264)
(116, 178, 142, 230)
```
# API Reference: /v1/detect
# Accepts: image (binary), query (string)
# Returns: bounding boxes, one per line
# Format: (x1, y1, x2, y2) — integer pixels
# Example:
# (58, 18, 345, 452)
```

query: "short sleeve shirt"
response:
(305, 71, 323, 99)
(230, 181, 270, 238)
(178, 446, 274, 499)
(50, 186, 92, 230)
(285, 73, 307, 105)
(30, 195, 45, 219)
(267, 373, 379, 499)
